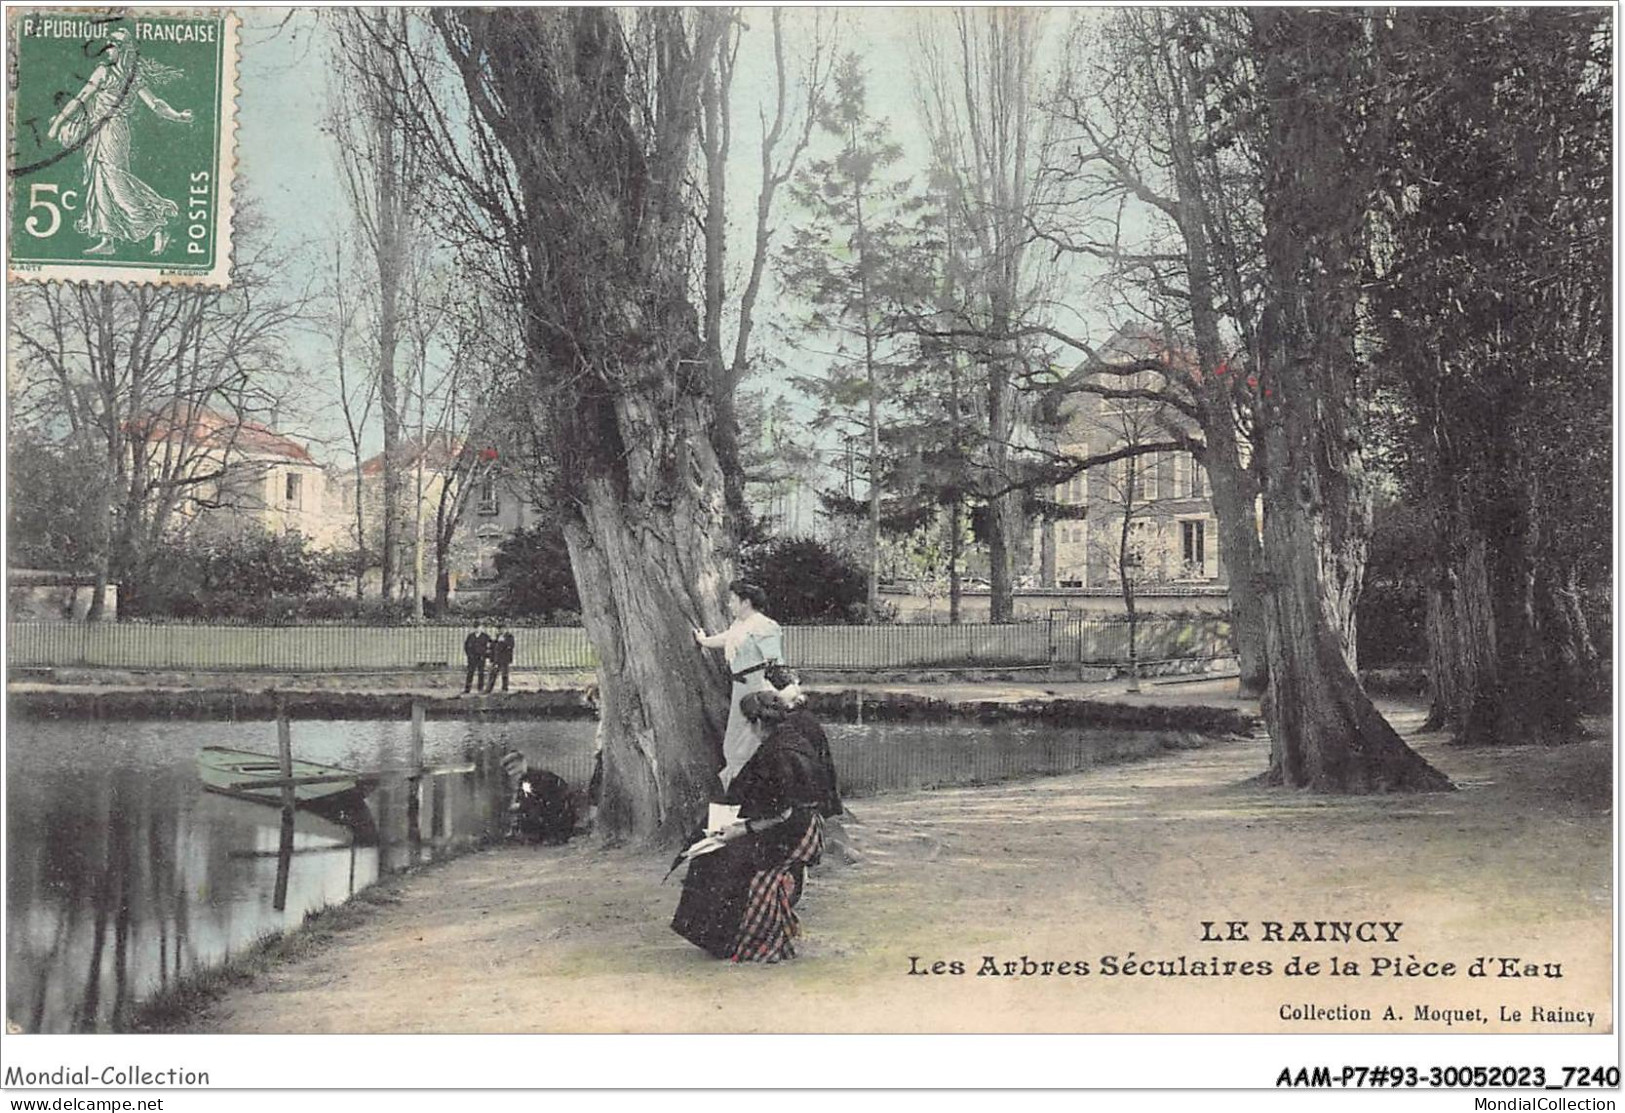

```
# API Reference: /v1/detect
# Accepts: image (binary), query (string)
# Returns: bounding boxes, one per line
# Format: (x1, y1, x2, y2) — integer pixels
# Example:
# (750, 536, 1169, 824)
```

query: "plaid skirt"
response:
(729, 813, 825, 963)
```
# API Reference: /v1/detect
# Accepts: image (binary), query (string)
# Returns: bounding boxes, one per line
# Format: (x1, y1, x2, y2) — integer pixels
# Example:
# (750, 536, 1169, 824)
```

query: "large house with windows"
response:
(118, 406, 547, 601)
(459, 469, 539, 587)
(337, 435, 542, 600)
(1032, 327, 1227, 591)
(128, 402, 340, 545)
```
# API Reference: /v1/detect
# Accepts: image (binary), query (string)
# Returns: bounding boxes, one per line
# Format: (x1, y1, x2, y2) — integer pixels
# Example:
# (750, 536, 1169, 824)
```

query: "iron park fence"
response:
(6, 622, 597, 672)
(7, 613, 1232, 674)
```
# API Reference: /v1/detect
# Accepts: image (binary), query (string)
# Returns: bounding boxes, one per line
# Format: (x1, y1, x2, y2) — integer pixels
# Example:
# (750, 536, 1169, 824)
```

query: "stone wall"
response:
(887, 587, 1232, 623)
(8, 581, 118, 621)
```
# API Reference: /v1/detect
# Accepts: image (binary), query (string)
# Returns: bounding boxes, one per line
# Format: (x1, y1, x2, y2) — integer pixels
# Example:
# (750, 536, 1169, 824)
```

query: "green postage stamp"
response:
(8, 10, 238, 286)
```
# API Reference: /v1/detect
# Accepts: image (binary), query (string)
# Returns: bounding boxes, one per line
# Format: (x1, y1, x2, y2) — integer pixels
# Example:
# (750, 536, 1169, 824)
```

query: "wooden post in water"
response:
(406, 700, 424, 853)
(273, 805, 295, 913)
(430, 775, 446, 839)
(276, 696, 295, 811)
(274, 696, 295, 912)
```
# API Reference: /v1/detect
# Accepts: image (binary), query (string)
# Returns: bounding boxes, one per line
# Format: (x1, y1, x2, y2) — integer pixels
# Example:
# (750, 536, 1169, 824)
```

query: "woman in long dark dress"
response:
(763, 665, 842, 822)
(671, 689, 840, 962)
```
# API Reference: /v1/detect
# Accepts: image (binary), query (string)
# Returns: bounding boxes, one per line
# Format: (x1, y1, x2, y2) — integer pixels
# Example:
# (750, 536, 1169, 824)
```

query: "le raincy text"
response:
(1199, 919, 1404, 944)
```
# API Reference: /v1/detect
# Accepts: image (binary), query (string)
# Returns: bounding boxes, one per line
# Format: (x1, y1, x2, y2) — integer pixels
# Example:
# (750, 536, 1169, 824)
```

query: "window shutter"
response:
(1204, 517, 1220, 580)
(1173, 453, 1188, 499)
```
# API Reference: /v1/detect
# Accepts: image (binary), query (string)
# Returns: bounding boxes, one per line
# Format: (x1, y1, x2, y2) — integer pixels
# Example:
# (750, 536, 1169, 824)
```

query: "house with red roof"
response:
(127, 402, 340, 544)
(334, 432, 539, 601)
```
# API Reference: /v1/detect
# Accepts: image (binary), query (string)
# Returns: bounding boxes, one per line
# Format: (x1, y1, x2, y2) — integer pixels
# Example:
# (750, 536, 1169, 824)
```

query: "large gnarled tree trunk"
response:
(1412, 390, 1586, 748)
(1423, 526, 1497, 735)
(565, 407, 733, 843)
(437, 9, 735, 844)
(1251, 9, 1449, 793)
(1462, 475, 1586, 746)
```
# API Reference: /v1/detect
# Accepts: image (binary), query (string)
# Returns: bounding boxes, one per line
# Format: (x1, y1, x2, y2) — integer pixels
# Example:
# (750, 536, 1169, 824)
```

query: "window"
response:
(1055, 470, 1087, 506)
(473, 524, 504, 579)
(1120, 456, 1148, 504)
(1068, 473, 1085, 505)
(477, 478, 499, 515)
(1182, 520, 1206, 569)
(284, 471, 302, 509)
(1125, 518, 1158, 570)
(1105, 451, 1157, 503)
(1170, 453, 1206, 500)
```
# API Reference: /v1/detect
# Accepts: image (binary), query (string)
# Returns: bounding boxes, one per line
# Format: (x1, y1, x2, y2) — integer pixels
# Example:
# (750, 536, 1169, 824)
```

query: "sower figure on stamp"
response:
(462, 621, 491, 694)
(486, 626, 515, 692)
(46, 26, 192, 256)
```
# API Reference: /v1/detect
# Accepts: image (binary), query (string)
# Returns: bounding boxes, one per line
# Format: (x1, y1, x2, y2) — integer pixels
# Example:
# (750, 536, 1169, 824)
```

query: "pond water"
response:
(6, 713, 1186, 1032)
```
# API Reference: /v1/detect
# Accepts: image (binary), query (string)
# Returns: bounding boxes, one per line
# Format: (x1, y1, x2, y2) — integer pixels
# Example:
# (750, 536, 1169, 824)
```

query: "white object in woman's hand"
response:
(692, 626, 705, 644)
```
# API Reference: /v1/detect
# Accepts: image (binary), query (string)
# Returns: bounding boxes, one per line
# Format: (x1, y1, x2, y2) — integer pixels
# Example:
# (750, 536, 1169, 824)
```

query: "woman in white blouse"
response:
(693, 580, 784, 790)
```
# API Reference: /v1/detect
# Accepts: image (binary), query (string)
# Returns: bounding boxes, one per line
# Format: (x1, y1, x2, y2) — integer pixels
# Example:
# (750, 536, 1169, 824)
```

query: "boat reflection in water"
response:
(197, 745, 381, 835)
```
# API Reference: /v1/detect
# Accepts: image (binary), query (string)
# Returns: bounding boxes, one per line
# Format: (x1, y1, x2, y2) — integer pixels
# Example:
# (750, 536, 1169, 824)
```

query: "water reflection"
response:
(7, 716, 596, 1033)
(7, 713, 1183, 1032)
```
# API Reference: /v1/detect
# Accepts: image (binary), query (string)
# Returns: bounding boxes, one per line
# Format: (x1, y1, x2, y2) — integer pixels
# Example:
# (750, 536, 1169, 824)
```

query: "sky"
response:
(234, 10, 349, 455)
(233, 8, 1110, 510)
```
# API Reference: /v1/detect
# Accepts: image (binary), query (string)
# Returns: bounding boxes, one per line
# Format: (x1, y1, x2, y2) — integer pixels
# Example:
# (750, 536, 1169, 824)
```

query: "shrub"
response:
(491, 525, 580, 617)
(1358, 502, 1429, 667)
(738, 536, 868, 624)
(122, 529, 335, 619)
(354, 596, 416, 625)
(298, 594, 362, 621)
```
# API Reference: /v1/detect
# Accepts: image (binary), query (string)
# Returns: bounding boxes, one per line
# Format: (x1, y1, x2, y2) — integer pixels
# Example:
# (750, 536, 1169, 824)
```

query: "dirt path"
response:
(187, 705, 1611, 1034)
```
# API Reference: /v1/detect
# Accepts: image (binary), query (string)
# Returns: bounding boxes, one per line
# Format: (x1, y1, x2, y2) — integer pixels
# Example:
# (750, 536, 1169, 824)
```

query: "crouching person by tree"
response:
(500, 750, 583, 844)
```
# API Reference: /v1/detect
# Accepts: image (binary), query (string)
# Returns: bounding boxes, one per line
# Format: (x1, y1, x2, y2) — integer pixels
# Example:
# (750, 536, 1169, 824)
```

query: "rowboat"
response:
(197, 746, 378, 825)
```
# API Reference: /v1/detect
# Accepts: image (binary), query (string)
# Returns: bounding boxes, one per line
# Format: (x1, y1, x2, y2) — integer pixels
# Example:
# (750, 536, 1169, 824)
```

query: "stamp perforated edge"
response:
(5, 8, 239, 288)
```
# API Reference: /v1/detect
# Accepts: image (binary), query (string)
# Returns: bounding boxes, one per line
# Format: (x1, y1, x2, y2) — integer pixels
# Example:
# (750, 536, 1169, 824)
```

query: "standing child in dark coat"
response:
(463, 622, 491, 694)
(486, 626, 516, 692)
